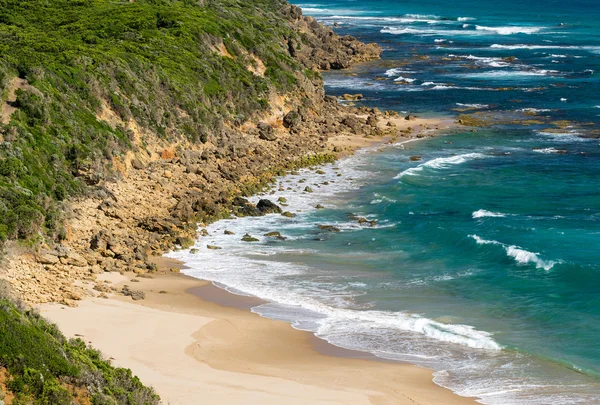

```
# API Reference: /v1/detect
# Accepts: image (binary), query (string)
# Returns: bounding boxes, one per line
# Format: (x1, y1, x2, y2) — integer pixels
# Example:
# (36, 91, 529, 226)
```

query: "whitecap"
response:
(532, 147, 563, 154)
(457, 17, 475, 21)
(475, 25, 542, 35)
(394, 76, 416, 83)
(456, 103, 489, 109)
(395, 153, 488, 179)
(505, 246, 557, 270)
(469, 235, 558, 270)
(472, 209, 507, 219)
(384, 67, 416, 76)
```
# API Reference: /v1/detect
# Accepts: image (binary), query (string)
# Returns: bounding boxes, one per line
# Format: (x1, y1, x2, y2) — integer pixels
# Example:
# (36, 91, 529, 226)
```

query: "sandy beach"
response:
(37, 116, 475, 405)
(40, 257, 476, 405)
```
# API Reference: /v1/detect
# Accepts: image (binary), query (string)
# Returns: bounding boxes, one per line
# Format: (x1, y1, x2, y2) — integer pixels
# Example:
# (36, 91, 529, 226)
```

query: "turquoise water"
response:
(168, 1, 600, 403)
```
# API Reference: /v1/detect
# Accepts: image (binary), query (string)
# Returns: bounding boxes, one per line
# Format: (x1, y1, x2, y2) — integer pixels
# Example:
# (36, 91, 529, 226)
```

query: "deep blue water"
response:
(168, 1, 600, 403)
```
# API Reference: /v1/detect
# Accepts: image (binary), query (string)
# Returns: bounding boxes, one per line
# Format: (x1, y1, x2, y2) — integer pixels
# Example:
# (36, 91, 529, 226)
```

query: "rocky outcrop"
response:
(281, 4, 382, 70)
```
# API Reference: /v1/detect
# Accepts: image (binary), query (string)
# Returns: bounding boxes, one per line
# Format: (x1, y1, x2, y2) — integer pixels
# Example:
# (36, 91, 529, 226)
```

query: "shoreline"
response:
(41, 256, 477, 405)
(39, 119, 481, 405)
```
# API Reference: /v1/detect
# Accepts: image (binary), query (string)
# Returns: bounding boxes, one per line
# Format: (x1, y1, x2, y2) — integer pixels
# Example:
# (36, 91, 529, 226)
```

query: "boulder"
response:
(224, 230, 235, 235)
(256, 199, 282, 214)
(64, 252, 88, 267)
(257, 122, 277, 141)
(37, 250, 60, 265)
(283, 110, 301, 129)
(122, 286, 145, 301)
(341, 116, 361, 132)
(318, 225, 341, 232)
(264, 231, 287, 240)
(281, 211, 296, 218)
(131, 158, 145, 170)
(342, 94, 363, 101)
(207, 245, 222, 250)
(366, 115, 379, 127)
(241, 234, 259, 242)
(175, 236, 195, 249)
(304, 186, 313, 193)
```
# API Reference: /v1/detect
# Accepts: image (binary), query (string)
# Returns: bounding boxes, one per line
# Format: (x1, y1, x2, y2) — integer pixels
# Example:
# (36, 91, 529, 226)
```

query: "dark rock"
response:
(241, 234, 260, 242)
(175, 236, 195, 249)
(283, 110, 301, 129)
(304, 186, 313, 193)
(318, 225, 341, 232)
(315, 204, 325, 209)
(122, 286, 145, 301)
(281, 211, 296, 218)
(232, 196, 251, 206)
(256, 199, 282, 214)
(341, 116, 361, 132)
(264, 231, 287, 240)
(405, 114, 417, 121)
(366, 115, 379, 127)
(224, 230, 235, 235)
(207, 245, 221, 250)
(409, 156, 422, 161)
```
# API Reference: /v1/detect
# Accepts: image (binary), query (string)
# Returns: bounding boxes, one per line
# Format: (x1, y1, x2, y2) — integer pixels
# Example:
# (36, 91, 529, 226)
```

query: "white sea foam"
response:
(395, 153, 487, 179)
(475, 25, 542, 35)
(394, 76, 416, 83)
(453, 69, 557, 79)
(469, 235, 558, 270)
(505, 246, 557, 270)
(384, 67, 416, 77)
(532, 147, 563, 154)
(456, 103, 489, 109)
(457, 17, 475, 21)
(517, 108, 552, 113)
(472, 209, 507, 219)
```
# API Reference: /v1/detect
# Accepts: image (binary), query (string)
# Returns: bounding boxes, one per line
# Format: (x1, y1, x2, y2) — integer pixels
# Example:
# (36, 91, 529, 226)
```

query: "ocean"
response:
(167, 1, 600, 403)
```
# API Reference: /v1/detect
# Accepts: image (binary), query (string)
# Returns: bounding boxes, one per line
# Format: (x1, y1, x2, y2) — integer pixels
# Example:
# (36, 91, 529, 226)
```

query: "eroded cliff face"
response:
(0, 0, 389, 305)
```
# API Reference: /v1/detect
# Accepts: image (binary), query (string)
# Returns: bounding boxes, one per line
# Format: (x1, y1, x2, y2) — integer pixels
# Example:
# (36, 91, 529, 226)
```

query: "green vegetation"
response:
(0, 0, 309, 249)
(0, 281, 159, 404)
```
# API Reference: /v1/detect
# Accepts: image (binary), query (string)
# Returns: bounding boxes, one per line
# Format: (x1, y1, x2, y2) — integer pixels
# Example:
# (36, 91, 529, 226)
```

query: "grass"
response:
(0, 281, 159, 404)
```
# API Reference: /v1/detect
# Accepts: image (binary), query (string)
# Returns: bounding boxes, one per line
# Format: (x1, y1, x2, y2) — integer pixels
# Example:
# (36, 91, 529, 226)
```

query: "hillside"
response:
(0, 0, 385, 402)
(0, 0, 380, 248)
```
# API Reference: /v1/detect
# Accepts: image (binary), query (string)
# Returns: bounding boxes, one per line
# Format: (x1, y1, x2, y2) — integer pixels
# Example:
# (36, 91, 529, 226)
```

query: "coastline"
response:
(41, 257, 477, 405)
(39, 118, 479, 405)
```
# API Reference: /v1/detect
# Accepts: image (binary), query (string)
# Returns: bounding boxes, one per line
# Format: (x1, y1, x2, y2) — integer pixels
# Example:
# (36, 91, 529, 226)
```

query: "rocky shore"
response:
(0, 3, 448, 307)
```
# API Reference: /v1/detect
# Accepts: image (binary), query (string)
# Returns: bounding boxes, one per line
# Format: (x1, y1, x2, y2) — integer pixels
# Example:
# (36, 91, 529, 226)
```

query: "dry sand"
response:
(41, 261, 476, 405)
